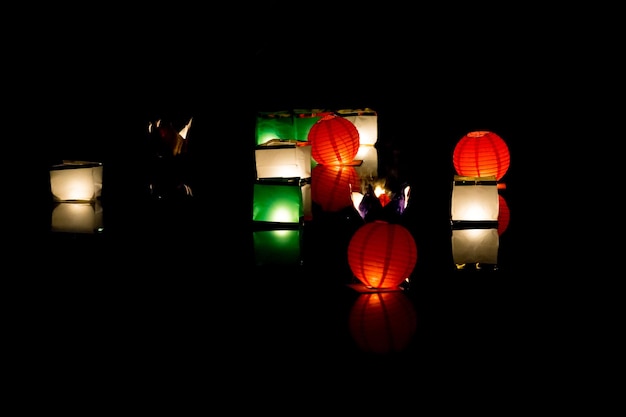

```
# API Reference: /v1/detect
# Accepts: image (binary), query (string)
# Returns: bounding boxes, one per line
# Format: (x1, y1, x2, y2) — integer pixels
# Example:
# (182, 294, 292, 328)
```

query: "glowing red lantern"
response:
(308, 114, 360, 165)
(498, 193, 510, 235)
(349, 291, 417, 354)
(453, 131, 510, 182)
(347, 220, 417, 290)
(311, 164, 360, 212)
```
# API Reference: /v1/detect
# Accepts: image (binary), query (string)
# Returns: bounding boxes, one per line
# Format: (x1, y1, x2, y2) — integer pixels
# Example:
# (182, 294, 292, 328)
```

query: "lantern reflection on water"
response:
(348, 291, 417, 354)
(311, 164, 360, 213)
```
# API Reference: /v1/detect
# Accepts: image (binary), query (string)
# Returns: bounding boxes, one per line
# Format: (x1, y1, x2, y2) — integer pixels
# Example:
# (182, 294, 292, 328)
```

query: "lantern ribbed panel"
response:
(453, 131, 510, 181)
(348, 292, 417, 354)
(311, 164, 360, 212)
(308, 115, 360, 165)
(498, 194, 510, 235)
(347, 221, 418, 289)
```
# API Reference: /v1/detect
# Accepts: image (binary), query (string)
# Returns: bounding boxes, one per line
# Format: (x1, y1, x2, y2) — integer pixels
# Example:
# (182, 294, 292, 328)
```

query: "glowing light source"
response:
(347, 220, 417, 290)
(50, 161, 103, 202)
(252, 179, 304, 225)
(255, 139, 312, 179)
(308, 114, 360, 166)
(450, 176, 499, 222)
(450, 176, 500, 269)
(453, 130, 510, 184)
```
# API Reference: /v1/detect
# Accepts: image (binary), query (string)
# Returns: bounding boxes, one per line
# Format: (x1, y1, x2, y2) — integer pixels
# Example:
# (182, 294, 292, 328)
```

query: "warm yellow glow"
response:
(50, 161, 103, 202)
(51, 202, 103, 234)
(374, 185, 386, 198)
(450, 176, 498, 221)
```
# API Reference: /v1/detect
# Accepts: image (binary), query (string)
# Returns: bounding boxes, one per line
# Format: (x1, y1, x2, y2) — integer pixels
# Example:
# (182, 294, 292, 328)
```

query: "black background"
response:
(14, 2, 618, 409)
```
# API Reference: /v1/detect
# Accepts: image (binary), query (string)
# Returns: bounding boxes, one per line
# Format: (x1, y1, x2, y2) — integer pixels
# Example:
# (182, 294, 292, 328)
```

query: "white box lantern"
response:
(353, 144, 378, 179)
(255, 140, 312, 180)
(50, 160, 103, 202)
(450, 175, 498, 222)
(337, 108, 378, 146)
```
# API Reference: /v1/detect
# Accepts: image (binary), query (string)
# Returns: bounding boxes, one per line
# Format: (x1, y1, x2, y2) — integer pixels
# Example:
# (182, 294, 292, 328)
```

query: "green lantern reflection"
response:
(253, 229, 302, 266)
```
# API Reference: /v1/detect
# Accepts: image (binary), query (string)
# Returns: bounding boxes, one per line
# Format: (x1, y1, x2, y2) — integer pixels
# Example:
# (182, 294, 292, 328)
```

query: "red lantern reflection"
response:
(311, 164, 360, 212)
(349, 291, 417, 354)
(453, 130, 510, 182)
(347, 220, 417, 290)
(498, 193, 510, 235)
(308, 114, 360, 165)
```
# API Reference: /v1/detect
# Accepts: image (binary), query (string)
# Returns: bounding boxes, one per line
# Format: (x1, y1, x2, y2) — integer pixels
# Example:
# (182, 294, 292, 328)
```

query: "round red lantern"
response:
(311, 164, 360, 212)
(453, 130, 510, 181)
(347, 220, 417, 289)
(308, 114, 360, 165)
(498, 193, 510, 235)
(349, 291, 417, 354)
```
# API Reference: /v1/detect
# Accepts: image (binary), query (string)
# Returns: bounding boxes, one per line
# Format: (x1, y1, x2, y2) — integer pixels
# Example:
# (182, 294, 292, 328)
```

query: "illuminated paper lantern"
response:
(50, 161, 103, 202)
(348, 291, 417, 354)
(51, 201, 104, 234)
(253, 229, 302, 266)
(450, 176, 499, 222)
(451, 227, 499, 267)
(255, 110, 295, 145)
(450, 175, 500, 268)
(337, 108, 378, 146)
(252, 178, 304, 225)
(255, 140, 312, 179)
(311, 164, 360, 212)
(347, 220, 418, 290)
(308, 114, 360, 165)
(453, 130, 510, 182)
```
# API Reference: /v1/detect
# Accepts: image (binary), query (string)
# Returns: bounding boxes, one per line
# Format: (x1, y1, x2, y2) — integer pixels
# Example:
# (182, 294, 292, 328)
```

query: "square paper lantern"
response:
(255, 110, 295, 145)
(51, 201, 104, 234)
(353, 144, 378, 179)
(253, 229, 302, 266)
(50, 161, 103, 202)
(255, 140, 312, 179)
(337, 108, 378, 146)
(450, 175, 499, 222)
(451, 227, 499, 266)
(252, 178, 304, 225)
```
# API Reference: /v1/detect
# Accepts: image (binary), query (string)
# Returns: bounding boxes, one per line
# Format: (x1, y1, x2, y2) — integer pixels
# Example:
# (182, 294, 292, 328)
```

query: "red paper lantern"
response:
(498, 193, 510, 235)
(349, 291, 417, 354)
(453, 130, 510, 181)
(308, 114, 360, 165)
(311, 164, 360, 212)
(347, 220, 418, 289)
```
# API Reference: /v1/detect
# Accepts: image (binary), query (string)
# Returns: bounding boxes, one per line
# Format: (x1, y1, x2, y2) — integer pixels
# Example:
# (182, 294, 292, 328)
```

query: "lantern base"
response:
(455, 262, 499, 271)
(346, 282, 406, 293)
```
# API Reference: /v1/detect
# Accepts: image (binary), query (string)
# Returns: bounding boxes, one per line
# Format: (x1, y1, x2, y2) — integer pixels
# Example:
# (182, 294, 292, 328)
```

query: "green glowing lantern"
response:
(255, 110, 295, 146)
(252, 178, 304, 225)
